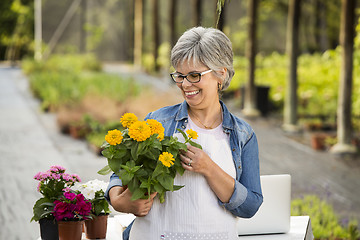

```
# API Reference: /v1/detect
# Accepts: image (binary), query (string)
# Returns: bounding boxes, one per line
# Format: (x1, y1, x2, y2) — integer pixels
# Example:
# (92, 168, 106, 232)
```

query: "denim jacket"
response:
(105, 101, 263, 239)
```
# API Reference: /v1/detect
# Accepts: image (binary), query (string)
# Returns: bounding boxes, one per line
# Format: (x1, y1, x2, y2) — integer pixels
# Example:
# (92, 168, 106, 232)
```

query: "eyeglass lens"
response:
(172, 73, 201, 83)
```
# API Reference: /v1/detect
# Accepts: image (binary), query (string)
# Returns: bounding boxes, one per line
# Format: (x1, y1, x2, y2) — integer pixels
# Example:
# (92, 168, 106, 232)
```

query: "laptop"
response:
(237, 174, 291, 236)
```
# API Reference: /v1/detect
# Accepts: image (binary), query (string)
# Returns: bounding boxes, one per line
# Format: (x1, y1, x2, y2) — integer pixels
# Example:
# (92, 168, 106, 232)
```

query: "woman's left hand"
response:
(180, 144, 214, 176)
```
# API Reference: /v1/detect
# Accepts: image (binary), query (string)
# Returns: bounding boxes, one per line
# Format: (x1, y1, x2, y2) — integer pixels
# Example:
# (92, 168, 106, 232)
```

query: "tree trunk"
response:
(134, 0, 143, 68)
(243, 0, 260, 117)
(152, 0, 160, 71)
(217, 0, 226, 31)
(193, 0, 202, 26)
(331, 0, 357, 154)
(314, 0, 328, 52)
(169, 0, 177, 47)
(283, 0, 301, 132)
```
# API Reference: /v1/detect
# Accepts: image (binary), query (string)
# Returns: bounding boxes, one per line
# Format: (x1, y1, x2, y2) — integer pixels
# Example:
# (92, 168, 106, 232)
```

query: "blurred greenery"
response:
(291, 195, 360, 239)
(22, 54, 141, 111)
(229, 48, 360, 129)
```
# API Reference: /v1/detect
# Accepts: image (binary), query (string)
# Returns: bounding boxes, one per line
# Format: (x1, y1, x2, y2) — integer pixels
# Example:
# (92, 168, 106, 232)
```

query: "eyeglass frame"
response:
(170, 69, 213, 83)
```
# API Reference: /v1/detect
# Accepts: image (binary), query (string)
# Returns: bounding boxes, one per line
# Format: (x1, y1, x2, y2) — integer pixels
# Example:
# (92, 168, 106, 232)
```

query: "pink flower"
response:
(64, 192, 76, 200)
(53, 200, 75, 221)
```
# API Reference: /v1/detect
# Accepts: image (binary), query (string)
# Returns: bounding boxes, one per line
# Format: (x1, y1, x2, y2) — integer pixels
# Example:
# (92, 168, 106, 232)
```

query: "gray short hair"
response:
(170, 27, 234, 91)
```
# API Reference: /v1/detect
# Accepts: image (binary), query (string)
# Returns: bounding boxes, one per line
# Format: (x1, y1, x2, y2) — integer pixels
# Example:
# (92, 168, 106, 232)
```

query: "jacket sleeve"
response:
(219, 133, 263, 218)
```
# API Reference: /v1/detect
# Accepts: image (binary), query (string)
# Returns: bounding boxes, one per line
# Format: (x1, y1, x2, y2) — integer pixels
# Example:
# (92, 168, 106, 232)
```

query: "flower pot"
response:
(39, 218, 59, 240)
(58, 221, 84, 240)
(311, 133, 326, 150)
(84, 214, 109, 239)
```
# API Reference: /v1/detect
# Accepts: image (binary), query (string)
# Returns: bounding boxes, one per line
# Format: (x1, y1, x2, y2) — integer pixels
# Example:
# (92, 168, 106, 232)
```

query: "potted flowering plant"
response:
(72, 179, 111, 239)
(31, 165, 81, 240)
(54, 191, 92, 240)
(98, 113, 201, 203)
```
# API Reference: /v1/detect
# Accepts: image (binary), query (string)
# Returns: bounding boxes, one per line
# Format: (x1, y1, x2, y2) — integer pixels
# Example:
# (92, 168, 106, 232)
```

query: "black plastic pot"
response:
(39, 218, 59, 240)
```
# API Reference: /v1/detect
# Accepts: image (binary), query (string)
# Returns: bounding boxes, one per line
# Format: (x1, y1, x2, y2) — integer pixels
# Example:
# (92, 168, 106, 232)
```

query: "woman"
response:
(105, 27, 263, 240)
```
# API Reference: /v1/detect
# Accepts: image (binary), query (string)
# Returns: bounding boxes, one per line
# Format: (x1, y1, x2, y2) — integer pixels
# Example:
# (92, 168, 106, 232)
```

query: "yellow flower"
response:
(186, 129, 198, 140)
(105, 129, 123, 145)
(146, 119, 165, 141)
(128, 121, 152, 142)
(158, 152, 175, 168)
(120, 113, 138, 128)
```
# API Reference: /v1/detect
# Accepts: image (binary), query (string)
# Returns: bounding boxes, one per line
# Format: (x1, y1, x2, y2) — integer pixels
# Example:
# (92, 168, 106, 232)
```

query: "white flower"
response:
(72, 179, 108, 200)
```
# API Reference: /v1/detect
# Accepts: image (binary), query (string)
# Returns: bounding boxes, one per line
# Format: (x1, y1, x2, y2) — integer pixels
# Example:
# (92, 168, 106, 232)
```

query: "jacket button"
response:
(182, 125, 185, 129)
(232, 148, 235, 151)
(238, 166, 241, 169)
(185, 120, 188, 123)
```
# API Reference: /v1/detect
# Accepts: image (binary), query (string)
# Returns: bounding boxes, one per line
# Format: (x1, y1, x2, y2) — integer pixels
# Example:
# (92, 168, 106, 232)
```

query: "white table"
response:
(37, 215, 313, 240)
(103, 215, 313, 240)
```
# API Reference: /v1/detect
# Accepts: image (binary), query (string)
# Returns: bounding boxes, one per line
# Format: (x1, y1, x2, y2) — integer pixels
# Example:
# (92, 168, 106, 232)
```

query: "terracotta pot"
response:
(311, 133, 326, 150)
(84, 214, 109, 239)
(39, 218, 59, 240)
(58, 220, 84, 240)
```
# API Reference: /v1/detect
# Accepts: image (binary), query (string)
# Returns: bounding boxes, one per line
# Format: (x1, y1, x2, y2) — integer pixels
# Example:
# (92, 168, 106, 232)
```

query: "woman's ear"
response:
(218, 68, 227, 79)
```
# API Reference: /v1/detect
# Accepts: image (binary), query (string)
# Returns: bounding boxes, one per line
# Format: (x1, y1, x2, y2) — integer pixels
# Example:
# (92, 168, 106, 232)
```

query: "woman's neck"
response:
(188, 102, 222, 129)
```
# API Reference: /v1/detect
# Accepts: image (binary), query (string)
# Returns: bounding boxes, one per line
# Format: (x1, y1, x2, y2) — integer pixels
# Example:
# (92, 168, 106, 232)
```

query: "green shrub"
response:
(23, 54, 141, 111)
(291, 195, 359, 239)
(230, 49, 360, 128)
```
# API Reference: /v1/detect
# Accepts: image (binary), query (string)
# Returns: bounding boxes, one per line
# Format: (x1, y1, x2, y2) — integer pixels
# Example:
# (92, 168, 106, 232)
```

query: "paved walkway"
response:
(0, 64, 359, 239)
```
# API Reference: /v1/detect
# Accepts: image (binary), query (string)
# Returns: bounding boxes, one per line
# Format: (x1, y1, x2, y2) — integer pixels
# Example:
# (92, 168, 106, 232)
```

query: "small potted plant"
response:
(73, 179, 111, 239)
(53, 191, 92, 240)
(31, 165, 81, 240)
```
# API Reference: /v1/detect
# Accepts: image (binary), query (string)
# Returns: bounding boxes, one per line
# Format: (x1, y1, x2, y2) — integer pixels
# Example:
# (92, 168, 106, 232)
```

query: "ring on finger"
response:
(188, 159, 192, 166)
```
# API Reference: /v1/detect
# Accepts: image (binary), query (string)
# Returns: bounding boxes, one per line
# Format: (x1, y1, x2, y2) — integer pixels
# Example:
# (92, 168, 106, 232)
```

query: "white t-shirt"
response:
(129, 117, 238, 240)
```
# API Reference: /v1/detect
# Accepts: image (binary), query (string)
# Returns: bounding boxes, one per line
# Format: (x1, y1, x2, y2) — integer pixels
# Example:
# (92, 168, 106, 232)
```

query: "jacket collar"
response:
(175, 100, 234, 131)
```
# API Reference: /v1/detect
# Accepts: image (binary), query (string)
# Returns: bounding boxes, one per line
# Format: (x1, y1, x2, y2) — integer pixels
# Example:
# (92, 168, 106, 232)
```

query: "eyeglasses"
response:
(170, 69, 213, 83)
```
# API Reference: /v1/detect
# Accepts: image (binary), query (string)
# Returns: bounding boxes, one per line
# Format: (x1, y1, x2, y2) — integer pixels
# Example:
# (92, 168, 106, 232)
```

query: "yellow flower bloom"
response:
(186, 129, 198, 140)
(158, 152, 175, 168)
(146, 119, 165, 141)
(105, 129, 123, 145)
(120, 113, 138, 128)
(128, 121, 152, 142)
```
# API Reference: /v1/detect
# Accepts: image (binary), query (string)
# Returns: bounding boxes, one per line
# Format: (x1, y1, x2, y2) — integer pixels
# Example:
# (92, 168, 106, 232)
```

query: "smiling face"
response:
(175, 61, 220, 111)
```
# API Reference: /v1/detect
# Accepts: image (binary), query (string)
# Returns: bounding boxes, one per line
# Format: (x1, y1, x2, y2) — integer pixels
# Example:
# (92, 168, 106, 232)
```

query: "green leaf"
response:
(131, 142, 139, 160)
(157, 174, 174, 191)
(97, 165, 112, 175)
(128, 178, 140, 191)
(175, 165, 185, 176)
(113, 148, 128, 159)
(137, 141, 147, 155)
(189, 140, 202, 149)
(173, 185, 184, 191)
(152, 163, 164, 178)
(108, 158, 122, 173)
(102, 146, 114, 159)
(177, 128, 188, 141)
(130, 188, 146, 201)
(119, 170, 134, 185)
(154, 182, 164, 193)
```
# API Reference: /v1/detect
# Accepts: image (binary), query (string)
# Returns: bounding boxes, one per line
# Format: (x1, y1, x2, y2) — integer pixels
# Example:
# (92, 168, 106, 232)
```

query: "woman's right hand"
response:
(109, 186, 157, 217)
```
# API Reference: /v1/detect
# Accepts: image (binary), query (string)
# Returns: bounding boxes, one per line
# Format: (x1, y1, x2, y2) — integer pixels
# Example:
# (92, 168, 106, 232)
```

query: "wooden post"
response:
(243, 0, 260, 117)
(331, 0, 357, 154)
(283, 0, 301, 132)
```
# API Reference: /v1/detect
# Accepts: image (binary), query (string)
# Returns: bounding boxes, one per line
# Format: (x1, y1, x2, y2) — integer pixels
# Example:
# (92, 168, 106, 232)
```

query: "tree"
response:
(169, 0, 178, 47)
(330, 0, 357, 155)
(152, 0, 160, 71)
(283, 0, 301, 132)
(193, 0, 202, 26)
(242, 0, 260, 117)
(216, 0, 226, 31)
(134, 0, 143, 68)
